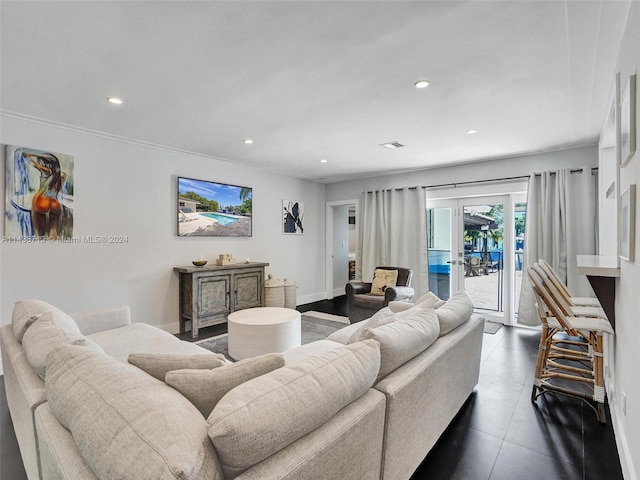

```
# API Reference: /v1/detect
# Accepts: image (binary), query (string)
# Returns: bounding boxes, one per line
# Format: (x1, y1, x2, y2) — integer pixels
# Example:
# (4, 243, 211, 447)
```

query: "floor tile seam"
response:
(486, 436, 507, 480)
(490, 341, 540, 351)
(479, 369, 530, 386)
(503, 382, 527, 431)
(483, 345, 537, 362)
(479, 331, 508, 358)
(463, 422, 508, 442)
(581, 403, 587, 480)
(578, 404, 622, 479)
(501, 382, 586, 468)
(480, 344, 538, 362)
(479, 339, 503, 363)
(499, 434, 584, 470)
(580, 403, 585, 479)
(477, 371, 529, 389)
(455, 422, 506, 480)
(498, 437, 585, 471)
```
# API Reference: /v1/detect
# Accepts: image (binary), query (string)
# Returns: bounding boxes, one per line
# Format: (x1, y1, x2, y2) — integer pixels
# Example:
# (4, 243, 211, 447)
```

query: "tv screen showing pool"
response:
(177, 177, 252, 237)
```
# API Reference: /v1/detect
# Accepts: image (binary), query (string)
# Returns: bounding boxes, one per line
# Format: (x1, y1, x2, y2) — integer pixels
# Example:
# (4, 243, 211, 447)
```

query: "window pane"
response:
(427, 207, 451, 301)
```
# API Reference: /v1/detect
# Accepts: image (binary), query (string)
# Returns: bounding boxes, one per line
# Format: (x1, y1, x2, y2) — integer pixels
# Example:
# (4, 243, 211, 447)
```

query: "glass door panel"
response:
(514, 200, 526, 318)
(462, 201, 504, 315)
(427, 204, 452, 300)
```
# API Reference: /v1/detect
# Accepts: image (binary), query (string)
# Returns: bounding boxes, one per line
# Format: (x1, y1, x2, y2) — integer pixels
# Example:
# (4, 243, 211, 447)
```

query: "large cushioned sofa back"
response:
(46, 343, 223, 480)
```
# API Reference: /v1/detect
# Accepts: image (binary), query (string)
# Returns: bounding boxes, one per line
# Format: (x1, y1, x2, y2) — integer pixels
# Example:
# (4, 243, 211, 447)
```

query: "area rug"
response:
(484, 321, 503, 334)
(195, 312, 350, 359)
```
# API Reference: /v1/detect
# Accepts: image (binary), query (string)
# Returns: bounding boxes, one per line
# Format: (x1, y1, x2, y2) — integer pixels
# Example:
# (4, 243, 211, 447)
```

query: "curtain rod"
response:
(364, 167, 598, 193)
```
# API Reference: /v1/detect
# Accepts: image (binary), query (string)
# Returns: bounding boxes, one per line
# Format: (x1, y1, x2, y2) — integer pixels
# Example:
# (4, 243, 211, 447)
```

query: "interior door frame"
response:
(325, 199, 359, 300)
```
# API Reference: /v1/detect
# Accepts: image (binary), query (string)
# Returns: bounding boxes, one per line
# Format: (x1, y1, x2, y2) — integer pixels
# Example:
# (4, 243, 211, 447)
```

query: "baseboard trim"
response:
(610, 400, 638, 480)
(296, 292, 327, 305)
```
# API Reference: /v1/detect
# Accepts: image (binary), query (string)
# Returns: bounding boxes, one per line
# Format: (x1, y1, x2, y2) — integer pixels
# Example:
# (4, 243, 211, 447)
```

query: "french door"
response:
(427, 195, 522, 325)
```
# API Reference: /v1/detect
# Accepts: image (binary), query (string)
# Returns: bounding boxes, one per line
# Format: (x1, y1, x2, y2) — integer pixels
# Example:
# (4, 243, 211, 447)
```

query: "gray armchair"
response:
(345, 266, 414, 323)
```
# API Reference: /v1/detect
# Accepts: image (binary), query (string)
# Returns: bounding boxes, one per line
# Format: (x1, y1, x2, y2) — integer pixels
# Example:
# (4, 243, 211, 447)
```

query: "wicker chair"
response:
(537, 260, 604, 313)
(527, 262, 613, 422)
(345, 266, 414, 323)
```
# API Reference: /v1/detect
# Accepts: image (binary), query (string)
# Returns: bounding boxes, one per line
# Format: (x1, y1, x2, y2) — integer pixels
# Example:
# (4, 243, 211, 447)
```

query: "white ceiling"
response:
(0, 1, 631, 183)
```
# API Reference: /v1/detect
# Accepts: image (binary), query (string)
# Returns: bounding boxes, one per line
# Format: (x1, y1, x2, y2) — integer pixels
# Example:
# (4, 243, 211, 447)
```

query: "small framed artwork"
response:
(283, 200, 304, 234)
(620, 74, 636, 167)
(620, 184, 636, 262)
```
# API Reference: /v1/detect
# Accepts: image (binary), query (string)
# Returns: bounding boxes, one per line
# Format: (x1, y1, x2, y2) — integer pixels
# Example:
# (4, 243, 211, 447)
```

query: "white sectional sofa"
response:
(1, 293, 484, 480)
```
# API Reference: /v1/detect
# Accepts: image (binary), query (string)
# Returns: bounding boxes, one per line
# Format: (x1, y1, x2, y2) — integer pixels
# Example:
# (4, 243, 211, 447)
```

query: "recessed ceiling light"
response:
(107, 97, 123, 105)
(320, 159, 328, 163)
(414, 80, 430, 89)
(243, 138, 253, 144)
(467, 129, 478, 134)
(380, 141, 405, 149)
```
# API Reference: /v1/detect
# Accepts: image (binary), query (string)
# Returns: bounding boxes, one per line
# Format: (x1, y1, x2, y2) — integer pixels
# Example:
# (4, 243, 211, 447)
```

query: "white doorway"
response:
(325, 199, 359, 299)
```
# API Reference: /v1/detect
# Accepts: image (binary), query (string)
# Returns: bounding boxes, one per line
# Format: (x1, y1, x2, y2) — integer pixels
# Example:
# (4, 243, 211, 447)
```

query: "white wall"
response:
(0, 115, 327, 333)
(608, 3, 640, 479)
(599, 144, 619, 256)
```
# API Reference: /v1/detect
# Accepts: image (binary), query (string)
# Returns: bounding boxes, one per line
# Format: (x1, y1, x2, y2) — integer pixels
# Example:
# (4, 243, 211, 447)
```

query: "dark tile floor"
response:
(410, 322, 623, 480)
(0, 297, 623, 480)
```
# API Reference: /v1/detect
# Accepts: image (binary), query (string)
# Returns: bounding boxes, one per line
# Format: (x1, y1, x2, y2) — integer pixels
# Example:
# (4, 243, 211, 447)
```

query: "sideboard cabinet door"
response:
(198, 274, 231, 318)
(234, 269, 263, 310)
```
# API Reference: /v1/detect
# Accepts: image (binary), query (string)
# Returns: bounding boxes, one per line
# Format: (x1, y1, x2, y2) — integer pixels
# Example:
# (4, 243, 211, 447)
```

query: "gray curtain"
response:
(360, 187, 429, 297)
(517, 167, 597, 326)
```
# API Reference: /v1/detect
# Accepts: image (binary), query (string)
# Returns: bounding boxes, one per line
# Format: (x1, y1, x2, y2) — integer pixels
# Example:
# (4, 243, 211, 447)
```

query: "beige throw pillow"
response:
(354, 308, 440, 381)
(388, 292, 445, 314)
(370, 269, 398, 296)
(46, 344, 220, 480)
(207, 340, 380, 478)
(22, 310, 103, 379)
(361, 306, 395, 328)
(165, 353, 285, 417)
(349, 300, 437, 343)
(12, 299, 64, 343)
(128, 352, 227, 382)
(414, 291, 442, 307)
(436, 291, 474, 336)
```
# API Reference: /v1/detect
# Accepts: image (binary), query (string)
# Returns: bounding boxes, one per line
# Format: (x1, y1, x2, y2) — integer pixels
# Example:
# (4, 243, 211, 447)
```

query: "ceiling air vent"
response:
(380, 141, 405, 149)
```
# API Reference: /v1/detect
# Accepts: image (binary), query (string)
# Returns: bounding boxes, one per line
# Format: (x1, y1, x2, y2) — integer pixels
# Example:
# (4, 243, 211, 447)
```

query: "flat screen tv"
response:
(177, 176, 252, 237)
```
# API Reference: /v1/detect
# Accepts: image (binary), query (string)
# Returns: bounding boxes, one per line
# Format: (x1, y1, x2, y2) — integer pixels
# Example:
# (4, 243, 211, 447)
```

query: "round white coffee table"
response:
(227, 307, 301, 360)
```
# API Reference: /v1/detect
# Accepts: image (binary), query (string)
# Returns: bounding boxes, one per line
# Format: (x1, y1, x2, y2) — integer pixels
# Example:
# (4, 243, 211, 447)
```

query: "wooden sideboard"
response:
(174, 262, 269, 338)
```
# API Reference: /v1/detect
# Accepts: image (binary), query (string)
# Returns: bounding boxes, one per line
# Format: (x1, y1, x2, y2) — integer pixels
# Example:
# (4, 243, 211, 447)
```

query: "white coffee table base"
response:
(227, 307, 302, 360)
